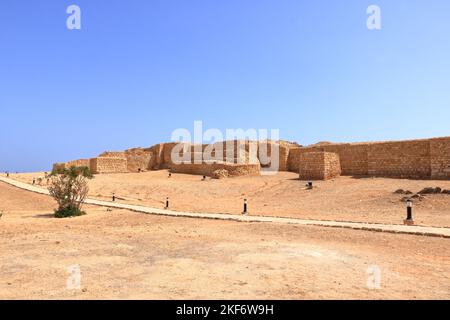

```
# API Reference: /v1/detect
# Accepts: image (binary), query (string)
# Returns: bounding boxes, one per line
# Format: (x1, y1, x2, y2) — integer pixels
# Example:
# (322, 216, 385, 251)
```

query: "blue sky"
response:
(1, 0, 449, 172)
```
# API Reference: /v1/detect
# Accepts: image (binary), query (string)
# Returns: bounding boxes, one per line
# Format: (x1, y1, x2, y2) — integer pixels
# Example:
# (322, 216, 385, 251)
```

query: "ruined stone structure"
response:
(299, 152, 341, 180)
(288, 136, 450, 180)
(53, 136, 450, 180)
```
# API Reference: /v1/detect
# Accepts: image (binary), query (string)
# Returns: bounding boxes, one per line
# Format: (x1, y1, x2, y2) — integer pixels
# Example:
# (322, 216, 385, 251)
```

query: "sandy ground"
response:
(1, 181, 450, 299)
(11, 171, 450, 227)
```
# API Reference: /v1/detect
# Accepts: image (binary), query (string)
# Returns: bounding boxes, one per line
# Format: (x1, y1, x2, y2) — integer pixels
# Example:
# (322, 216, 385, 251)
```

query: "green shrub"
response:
(54, 205, 86, 218)
(51, 166, 93, 178)
(48, 166, 92, 218)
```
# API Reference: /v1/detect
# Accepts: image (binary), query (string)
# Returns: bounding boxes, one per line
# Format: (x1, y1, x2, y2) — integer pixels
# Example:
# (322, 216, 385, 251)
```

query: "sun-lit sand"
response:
(10, 170, 450, 227)
(1, 173, 450, 299)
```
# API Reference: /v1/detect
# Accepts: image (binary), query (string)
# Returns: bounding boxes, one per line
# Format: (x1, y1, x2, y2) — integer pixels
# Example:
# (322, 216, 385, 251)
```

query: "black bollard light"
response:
(112, 193, 116, 202)
(242, 199, 248, 215)
(165, 197, 169, 209)
(404, 199, 414, 225)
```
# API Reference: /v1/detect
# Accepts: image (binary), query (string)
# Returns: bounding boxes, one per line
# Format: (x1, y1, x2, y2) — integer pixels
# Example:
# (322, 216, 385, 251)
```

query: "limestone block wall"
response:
(125, 148, 153, 172)
(430, 137, 450, 179)
(52, 159, 90, 171)
(299, 152, 341, 180)
(52, 137, 450, 179)
(169, 161, 260, 177)
(288, 147, 317, 173)
(220, 162, 260, 177)
(146, 144, 164, 169)
(288, 137, 450, 180)
(169, 162, 213, 176)
(288, 144, 368, 176)
(99, 151, 126, 158)
(367, 140, 431, 178)
(257, 141, 297, 172)
(90, 157, 127, 174)
(321, 144, 369, 176)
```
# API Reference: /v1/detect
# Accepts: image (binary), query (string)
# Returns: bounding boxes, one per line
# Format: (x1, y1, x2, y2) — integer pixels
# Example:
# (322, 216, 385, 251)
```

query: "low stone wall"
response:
(299, 152, 341, 180)
(52, 159, 90, 171)
(99, 151, 126, 158)
(169, 161, 260, 177)
(169, 162, 213, 176)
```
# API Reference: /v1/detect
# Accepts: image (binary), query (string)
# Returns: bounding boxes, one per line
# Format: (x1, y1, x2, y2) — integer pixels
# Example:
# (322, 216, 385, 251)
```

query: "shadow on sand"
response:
(32, 213, 55, 219)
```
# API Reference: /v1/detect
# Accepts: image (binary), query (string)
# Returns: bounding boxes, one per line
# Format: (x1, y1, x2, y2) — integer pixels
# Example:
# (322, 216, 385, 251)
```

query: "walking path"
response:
(1, 176, 449, 238)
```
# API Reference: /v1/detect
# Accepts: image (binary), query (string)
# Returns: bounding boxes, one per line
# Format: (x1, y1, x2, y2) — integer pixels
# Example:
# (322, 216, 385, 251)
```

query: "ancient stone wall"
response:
(124, 148, 153, 172)
(169, 161, 260, 177)
(299, 152, 341, 180)
(289, 137, 450, 180)
(430, 137, 450, 179)
(367, 140, 431, 178)
(99, 151, 126, 158)
(52, 137, 450, 179)
(288, 147, 316, 173)
(52, 159, 90, 171)
(321, 144, 369, 176)
(90, 157, 127, 174)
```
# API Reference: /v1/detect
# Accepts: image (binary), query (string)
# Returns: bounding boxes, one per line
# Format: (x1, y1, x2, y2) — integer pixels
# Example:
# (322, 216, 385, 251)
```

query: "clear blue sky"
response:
(1, 0, 449, 172)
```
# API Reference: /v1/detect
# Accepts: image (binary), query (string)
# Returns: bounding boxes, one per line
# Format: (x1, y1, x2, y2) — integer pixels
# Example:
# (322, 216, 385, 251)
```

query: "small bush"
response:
(48, 166, 92, 218)
(54, 205, 86, 218)
(51, 166, 93, 178)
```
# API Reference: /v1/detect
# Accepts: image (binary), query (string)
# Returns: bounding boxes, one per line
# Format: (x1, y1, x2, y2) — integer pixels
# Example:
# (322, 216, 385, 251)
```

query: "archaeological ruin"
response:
(53, 136, 450, 180)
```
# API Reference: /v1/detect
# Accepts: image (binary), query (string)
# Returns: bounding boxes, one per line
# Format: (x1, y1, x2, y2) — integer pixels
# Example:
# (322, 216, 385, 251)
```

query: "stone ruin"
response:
(53, 140, 298, 178)
(53, 136, 450, 180)
(299, 152, 341, 181)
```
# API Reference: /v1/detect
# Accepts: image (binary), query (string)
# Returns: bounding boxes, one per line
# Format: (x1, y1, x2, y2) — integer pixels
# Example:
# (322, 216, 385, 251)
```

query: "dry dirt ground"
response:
(1, 181, 450, 299)
(11, 171, 450, 227)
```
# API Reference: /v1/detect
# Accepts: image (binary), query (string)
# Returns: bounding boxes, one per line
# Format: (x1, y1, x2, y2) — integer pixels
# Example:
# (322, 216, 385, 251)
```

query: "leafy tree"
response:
(48, 166, 93, 218)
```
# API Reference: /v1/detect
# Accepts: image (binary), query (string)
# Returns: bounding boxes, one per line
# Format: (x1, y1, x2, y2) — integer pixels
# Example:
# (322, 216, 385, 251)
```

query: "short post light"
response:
(242, 199, 248, 215)
(112, 193, 116, 202)
(165, 197, 169, 209)
(404, 199, 414, 225)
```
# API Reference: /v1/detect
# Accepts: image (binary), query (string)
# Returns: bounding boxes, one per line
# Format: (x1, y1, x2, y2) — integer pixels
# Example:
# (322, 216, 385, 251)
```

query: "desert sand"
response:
(10, 170, 450, 227)
(1, 179, 450, 299)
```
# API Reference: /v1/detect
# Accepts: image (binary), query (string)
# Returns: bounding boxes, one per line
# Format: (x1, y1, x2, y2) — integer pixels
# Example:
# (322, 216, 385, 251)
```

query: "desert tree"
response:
(48, 166, 93, 218)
